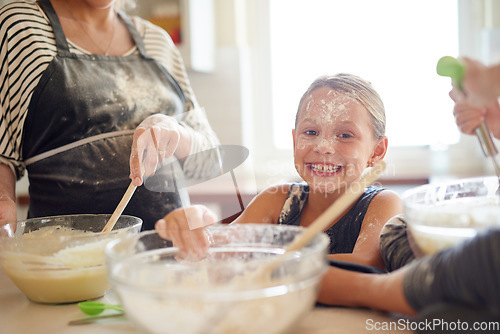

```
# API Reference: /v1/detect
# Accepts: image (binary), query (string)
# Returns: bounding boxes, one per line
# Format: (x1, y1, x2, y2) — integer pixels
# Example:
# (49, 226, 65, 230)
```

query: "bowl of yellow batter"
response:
(0, 214, 142, 304)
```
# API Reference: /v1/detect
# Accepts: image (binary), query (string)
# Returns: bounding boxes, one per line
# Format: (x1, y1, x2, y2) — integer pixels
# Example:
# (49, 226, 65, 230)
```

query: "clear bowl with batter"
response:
(403, 176, 500, 254)
(0, 214, 142, 304)
(105, 224, 329, 334)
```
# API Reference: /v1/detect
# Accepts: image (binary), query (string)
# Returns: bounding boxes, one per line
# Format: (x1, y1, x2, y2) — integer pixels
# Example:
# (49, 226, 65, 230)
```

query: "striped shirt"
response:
(0, 1, 219, 179)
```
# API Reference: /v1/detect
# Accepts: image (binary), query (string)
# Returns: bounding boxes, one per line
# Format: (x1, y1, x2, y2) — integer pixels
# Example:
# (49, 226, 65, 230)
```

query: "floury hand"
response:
(130, 115, 182, 187)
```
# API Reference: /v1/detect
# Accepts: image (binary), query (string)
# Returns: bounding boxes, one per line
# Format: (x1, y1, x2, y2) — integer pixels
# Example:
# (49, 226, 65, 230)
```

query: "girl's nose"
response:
(313, 138, 335, 154)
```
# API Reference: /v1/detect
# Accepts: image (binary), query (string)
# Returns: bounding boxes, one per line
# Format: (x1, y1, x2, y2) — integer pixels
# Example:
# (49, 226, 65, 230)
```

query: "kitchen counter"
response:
(0, 267, 412, 334)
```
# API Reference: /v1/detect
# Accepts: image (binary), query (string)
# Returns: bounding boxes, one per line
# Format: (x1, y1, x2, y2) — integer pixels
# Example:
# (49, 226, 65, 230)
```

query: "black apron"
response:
(22, 0, 190, 230)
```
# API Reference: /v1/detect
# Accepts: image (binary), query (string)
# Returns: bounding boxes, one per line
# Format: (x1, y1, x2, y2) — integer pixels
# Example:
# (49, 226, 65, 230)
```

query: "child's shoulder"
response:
(365, 188, 403, 221)
(370, 188, 401, 205)
(237, 183, 296, 224)
(248, 183, 296, 206)
(259, 183, 301, 197)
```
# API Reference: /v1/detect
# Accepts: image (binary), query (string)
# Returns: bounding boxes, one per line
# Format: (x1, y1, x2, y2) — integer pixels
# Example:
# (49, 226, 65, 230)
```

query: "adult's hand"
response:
(130, 114, 190, 186)
(450, 90, 500, 139)
(460, 57, 500, 108)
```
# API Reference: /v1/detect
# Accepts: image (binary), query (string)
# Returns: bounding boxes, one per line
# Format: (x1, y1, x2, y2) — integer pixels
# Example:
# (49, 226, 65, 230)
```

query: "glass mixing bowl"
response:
(403, 176, 500, 254)
(0, 214, 142, 304)
(105, 224, 329, 334)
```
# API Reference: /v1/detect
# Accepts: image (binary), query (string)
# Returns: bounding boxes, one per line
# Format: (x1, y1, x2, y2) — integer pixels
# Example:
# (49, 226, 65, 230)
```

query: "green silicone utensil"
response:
(78, 301, 124, 316)
(437, 56, 500, 184)
(436, 55, 466, 90)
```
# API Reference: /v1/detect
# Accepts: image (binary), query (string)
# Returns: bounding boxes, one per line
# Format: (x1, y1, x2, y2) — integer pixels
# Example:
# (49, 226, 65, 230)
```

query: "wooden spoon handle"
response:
(285, 161, 387, 252)
(101, 181, 138, 232)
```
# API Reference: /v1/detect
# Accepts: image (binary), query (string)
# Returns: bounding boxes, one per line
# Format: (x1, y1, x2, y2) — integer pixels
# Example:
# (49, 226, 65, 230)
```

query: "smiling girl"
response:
(156, 74, 403, 303)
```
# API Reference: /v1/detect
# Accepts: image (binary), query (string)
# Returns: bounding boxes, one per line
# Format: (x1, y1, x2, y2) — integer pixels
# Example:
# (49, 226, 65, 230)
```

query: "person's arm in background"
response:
(0, 11, 20, 227)
(129, 18, 220, 186)
(157, 36, 221, 181)
(0, 163, 17, 226)
(321, 229, 500, 316)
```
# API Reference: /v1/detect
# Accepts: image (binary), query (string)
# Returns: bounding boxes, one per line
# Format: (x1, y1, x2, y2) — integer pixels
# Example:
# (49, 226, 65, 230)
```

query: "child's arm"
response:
(317, 264, 415, 315)
(155, 205, 217, 258)
(154, 184, 289, 256)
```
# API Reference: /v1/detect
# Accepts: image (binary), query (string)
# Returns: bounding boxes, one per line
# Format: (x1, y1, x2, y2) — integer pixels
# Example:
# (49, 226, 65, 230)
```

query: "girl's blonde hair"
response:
(296, 73, 386, 139)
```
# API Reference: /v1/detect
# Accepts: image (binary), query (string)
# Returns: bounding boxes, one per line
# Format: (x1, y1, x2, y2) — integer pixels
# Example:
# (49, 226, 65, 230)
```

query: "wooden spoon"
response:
(101, 181, 137, 232)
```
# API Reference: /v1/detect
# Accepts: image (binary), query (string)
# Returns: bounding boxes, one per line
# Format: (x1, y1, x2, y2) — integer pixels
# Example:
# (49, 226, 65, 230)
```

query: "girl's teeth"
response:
(311, 164, 340, 173)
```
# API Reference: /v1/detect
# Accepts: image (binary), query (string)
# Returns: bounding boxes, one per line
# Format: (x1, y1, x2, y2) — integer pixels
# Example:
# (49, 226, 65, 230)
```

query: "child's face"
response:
(293, 87, 384, 194)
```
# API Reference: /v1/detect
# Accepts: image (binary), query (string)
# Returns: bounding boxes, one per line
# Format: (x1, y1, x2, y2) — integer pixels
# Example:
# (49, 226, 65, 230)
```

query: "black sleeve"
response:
(403, 228, 500, 314)
(379, 216, 416, 272)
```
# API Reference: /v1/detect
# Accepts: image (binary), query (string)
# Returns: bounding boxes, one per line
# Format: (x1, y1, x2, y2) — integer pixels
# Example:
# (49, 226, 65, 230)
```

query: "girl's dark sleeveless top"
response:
(277, 184, 383, 254)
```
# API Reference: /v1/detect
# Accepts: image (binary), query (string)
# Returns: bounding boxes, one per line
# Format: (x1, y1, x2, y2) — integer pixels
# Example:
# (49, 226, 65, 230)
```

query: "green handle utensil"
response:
(78, 301, 124, 316)
(436, 56, 500, 180)
(68, 301, 125, 326)
(436, 55, 466, 90)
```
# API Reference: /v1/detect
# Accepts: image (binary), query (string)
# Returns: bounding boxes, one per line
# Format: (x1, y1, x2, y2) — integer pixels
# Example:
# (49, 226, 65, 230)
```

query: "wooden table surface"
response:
(0, 266, 413, 334)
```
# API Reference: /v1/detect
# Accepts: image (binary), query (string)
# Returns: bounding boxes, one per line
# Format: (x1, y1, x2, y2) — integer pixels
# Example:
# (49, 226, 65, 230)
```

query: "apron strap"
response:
(118, 12, 150, 59)
(36, 0, 70, 55)
(25, 130, 134, 166)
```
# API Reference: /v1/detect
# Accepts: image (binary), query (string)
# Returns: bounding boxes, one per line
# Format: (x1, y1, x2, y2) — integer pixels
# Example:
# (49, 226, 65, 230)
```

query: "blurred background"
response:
(131, 0, 500, 184)
(3, 0, 500, 220)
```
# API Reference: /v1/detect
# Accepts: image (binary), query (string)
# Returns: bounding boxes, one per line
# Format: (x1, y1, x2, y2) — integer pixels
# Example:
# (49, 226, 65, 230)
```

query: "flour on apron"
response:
(23, 0, 190, 230)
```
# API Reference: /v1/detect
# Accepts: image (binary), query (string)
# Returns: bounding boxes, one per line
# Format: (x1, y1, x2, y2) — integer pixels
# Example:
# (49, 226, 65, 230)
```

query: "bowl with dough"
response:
(403, 176, 500, 255)
(0, 214, 142, 304)
(105, 224, 329, 334)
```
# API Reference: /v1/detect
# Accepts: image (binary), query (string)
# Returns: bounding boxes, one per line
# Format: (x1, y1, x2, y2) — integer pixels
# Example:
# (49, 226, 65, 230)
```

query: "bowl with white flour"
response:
(105, 224, 329, 334)
(403, 176, 500, 254)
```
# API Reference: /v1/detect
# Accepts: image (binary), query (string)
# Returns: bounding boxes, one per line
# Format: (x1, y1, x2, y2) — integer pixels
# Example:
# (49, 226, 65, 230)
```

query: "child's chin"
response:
(309, 182, 343, 195)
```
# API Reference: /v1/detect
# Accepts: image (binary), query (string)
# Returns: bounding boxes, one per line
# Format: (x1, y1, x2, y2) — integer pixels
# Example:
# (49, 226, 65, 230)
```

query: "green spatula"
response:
(436, 56, 466, 90)
(437, 56, 500, 179)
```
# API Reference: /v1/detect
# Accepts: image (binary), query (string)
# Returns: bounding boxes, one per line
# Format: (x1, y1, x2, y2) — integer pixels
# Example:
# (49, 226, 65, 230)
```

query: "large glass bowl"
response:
(105, 224, 329, 334)
(0, 214, 142, 304)
(403, 176, 500, 254)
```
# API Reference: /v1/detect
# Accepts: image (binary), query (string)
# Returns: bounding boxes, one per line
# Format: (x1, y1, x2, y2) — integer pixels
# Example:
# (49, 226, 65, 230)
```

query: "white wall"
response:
(186, 46, 248, 147)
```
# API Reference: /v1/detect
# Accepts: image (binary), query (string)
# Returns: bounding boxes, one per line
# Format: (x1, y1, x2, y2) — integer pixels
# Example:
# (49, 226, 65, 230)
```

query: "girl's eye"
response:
(339, 133, 353, 139)
(304, 130, 318, 136)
